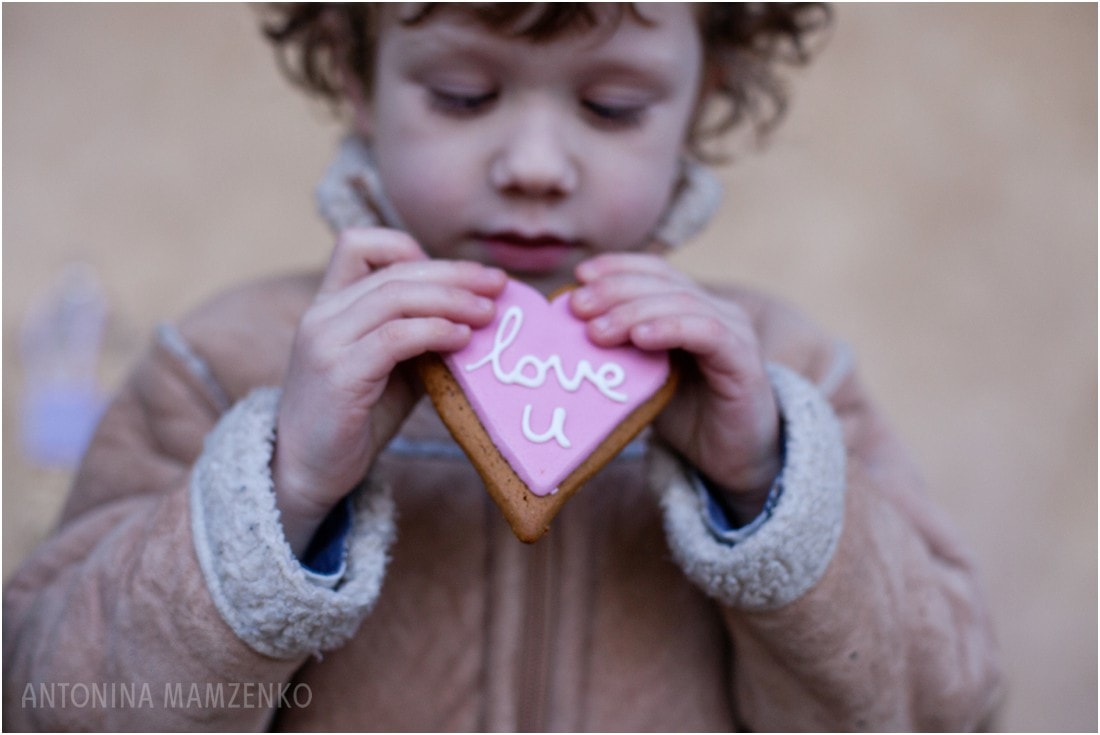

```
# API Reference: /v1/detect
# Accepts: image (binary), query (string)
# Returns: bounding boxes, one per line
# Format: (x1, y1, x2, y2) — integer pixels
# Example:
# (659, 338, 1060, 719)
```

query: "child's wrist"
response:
(271, 453, 340, 558)
(710, 464, 780, 527)
(274, 493, 331, 559)
(703, 435, 784, 526)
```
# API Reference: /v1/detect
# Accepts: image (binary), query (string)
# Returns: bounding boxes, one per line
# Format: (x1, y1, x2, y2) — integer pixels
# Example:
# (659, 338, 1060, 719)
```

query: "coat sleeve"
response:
(2, 318, 395, 730)
(651, 300, 1003, 731)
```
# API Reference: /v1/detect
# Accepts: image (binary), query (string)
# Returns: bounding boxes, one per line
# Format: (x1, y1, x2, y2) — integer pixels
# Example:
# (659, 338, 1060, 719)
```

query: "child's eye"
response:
(429, 89, 498, 116)
(582, 100, 647, 128)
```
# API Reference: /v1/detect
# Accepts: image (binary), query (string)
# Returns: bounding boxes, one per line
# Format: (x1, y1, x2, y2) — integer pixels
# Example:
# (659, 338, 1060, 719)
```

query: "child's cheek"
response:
(593, 174, 677, 252)
(377, 144, 470, 230)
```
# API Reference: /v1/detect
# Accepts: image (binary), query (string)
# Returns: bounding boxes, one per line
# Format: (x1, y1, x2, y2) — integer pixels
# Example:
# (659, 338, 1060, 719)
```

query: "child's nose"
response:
(489, 111, 579, 199)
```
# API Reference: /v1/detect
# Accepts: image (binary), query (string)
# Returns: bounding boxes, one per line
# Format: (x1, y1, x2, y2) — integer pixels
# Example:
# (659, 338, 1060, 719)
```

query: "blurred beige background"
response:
(3, 4, 1095, 731)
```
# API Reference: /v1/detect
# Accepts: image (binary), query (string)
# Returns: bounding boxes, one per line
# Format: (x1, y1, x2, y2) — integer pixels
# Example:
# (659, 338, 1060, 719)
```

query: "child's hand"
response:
(571, 253, 782, 524)
(274, 228, 507, 555)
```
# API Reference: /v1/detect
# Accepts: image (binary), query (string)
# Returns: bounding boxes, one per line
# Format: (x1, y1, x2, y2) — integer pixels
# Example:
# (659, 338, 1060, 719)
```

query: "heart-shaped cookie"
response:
(418, 278, 678, 542)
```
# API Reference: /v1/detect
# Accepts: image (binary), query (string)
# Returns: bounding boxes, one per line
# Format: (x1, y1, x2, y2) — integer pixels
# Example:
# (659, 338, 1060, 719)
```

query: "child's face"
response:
(360, 4, 703, 290)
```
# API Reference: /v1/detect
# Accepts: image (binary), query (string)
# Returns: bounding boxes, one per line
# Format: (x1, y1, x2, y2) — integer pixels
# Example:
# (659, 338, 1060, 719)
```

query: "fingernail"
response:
(572, 287, 593, 311)
(591, 315, 612, 334)
(575, 261, 596, 282)
(475, 296, 494, 312)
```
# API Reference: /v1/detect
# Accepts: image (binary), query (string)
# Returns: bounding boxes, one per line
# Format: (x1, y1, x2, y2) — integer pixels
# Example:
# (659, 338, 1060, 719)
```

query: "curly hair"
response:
(260, 3, 831, 160)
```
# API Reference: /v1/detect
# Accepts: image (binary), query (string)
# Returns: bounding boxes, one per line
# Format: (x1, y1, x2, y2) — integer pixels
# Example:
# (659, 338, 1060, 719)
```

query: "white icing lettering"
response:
(522, 404, 571, 448)
(465, 306, 628, 402)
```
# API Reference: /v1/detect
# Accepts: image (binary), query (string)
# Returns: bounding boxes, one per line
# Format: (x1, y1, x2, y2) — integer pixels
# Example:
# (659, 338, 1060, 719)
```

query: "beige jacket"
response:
(3, 268, 1001, 731)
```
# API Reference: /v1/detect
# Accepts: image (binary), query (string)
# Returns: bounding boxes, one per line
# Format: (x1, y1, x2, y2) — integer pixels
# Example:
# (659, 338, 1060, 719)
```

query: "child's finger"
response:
(314, 258, 507, 320)
(629, 314, 758, 379)
(310, 281, 499, 349)
(583, 290, 713, 346)
(338, 280, 498, 343)
(318, 227, 428, 296)
(351, 317, 473, 381)
(349, 259, 506, 308)
(574, 252, 692, 285)
(571, 271, 695, 319)
(628, 313, 726, 354)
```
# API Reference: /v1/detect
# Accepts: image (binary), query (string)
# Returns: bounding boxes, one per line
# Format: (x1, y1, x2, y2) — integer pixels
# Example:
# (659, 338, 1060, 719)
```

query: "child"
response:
(3, 3, 1001, 730)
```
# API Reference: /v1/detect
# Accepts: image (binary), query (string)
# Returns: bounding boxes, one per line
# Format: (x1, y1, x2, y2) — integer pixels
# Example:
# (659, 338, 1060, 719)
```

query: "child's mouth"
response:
(479, 232, 579, 274)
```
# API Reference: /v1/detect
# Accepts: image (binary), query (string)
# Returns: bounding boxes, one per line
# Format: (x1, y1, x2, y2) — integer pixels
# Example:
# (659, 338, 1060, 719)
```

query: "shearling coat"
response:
(3, 266, 1002, 731)
(5, 135, 1001, 731)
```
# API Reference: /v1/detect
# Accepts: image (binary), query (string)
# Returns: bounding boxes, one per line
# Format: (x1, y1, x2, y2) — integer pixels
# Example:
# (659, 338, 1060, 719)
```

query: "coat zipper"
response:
(517, 530, 557, 731)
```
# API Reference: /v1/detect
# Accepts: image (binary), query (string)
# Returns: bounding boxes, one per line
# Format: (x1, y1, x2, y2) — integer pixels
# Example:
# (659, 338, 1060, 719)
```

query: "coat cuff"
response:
(190, 387, 396, 659)
(651, 363, 846, 610)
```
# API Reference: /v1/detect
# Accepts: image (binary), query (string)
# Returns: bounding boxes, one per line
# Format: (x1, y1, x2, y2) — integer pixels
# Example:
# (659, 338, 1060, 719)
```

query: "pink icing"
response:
(444, 279, 670, 496)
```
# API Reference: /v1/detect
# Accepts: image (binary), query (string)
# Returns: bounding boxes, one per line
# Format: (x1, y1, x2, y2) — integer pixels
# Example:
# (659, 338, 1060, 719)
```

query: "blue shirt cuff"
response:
(693, 469, 783, 545)
(300, 495, 353, 578)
